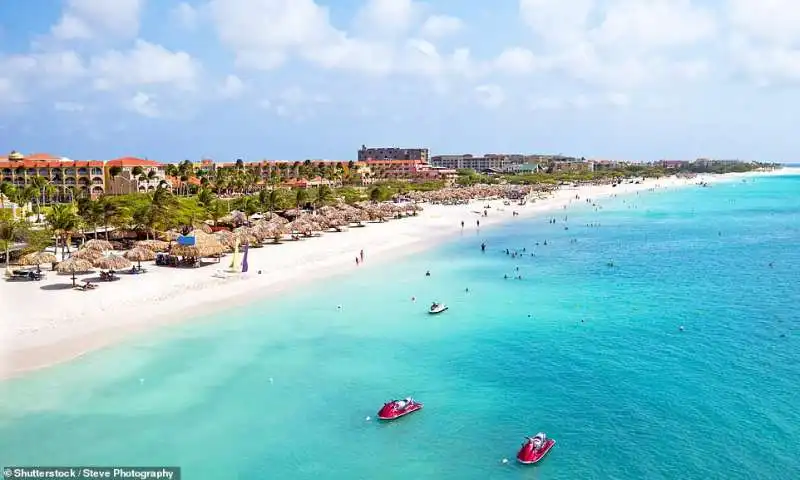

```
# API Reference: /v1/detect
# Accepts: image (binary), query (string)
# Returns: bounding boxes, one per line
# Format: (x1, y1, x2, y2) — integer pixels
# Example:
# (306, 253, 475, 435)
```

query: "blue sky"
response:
(0, 0, 797, 162)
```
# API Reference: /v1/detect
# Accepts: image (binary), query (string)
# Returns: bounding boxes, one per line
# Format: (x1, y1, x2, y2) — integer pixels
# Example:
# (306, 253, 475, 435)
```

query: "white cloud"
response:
(209, 0, 341, 70)
(172, 2, 200, 30)
(0, 78, 23, 104)
(51, 0, 144, 41)
(493, 47, 541, 75)
(519, 0, 594, 47)
(727, 0, 800, 47)
(589, 0, 717, 53)
(353, 0, 421, 38)
(54, 101, 85, 112)
(126, 92, 159, 117)
(219, 75, 244, 98)
(420, 15, 464, 39)
(516, 0, 715, 88)
(89, 40, 200, 91)
(528, 97, 563, 110)
(474, 84, 505, 108)
(208, 0, 475, 81)
(528, 92, 631, 110)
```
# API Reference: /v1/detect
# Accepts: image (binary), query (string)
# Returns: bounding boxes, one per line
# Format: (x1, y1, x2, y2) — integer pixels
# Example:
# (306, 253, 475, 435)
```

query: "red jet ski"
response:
(516, 432, 555, 464)
(377, 397, 423, 420)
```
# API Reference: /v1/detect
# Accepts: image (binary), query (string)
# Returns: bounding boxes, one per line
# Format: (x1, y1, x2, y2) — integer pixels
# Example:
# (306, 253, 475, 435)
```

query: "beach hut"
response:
(55, 257, 94, 286)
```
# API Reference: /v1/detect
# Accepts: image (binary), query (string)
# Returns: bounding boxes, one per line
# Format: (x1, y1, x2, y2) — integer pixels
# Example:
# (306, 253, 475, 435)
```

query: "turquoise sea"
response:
(1, 174, 799, 479)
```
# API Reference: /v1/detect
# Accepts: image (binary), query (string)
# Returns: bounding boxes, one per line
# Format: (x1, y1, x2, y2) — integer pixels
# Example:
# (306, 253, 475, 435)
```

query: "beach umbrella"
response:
(123, 247, 156, 268)
(72, 248, 104, 261)
(161, 230, 180, 241)
(55, 257, 94, 286)
(19, 251, 57, 267)
(93, 254, 132, 271)
(135, 239, 170, 252)
(82, 239, 113, 251)
(220, 210, 247, 226)
(195, 223, 213, 234)
(214, 230, 237, 250)
(169, 229, 226, 259)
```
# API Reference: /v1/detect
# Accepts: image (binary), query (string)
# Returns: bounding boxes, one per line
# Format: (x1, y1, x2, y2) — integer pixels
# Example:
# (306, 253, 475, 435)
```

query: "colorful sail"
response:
(229, 238, 239, 270)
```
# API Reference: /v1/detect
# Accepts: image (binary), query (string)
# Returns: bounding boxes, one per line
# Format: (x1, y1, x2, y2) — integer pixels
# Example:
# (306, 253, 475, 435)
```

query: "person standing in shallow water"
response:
(477, 219, 480, 228)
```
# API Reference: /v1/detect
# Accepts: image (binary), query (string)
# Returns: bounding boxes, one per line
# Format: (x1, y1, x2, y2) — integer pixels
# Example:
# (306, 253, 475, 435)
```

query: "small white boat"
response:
(429, 303, 448, 314)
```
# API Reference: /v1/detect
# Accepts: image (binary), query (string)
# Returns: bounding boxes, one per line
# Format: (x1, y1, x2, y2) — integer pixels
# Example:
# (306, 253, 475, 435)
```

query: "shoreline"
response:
(1, 168, 795, 380)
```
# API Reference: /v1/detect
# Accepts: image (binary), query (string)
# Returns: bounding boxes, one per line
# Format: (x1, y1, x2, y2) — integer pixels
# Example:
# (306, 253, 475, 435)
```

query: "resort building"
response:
(357, 145, 429, 163)
(104, 157, 169, 194)
(431, 153, 547, 173)
(0, 151, 106, 200)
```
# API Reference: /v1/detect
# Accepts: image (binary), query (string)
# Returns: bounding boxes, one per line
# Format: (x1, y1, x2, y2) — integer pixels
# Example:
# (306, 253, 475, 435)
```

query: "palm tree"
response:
(295, 189, 308, 209)
(131, 166, 144, 194)
(46, 203, 80, 258)
(98, 196, 119, 240)
(76, 196, 102, 239)
(0, 210, 30, 270)
(30, 176, 48, 222)
(0, 182, 16, 210)
(315, 185, 333, 208)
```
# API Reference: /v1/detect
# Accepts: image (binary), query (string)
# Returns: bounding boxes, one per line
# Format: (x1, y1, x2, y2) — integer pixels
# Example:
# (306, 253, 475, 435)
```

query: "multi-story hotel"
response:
(0, 151, 106, 199)
(104, 157, 168, 194)
(357, 145, 429, 163)
(431, 153, 543, 173)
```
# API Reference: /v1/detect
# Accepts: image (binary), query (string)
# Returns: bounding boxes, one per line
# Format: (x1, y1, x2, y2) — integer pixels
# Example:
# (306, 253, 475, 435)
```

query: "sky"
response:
(0, 0, 798, 163)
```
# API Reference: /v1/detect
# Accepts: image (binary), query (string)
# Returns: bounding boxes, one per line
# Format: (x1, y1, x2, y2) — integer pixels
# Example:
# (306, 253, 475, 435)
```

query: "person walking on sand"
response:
(477, 219, 480, 228)
(360, 249, 364, 262)
(356, 257, 359, 266)
(461, 220, 465, 229)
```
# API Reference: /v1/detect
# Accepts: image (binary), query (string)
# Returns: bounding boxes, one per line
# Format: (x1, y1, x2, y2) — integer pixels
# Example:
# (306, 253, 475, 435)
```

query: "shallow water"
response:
(1, 175, 799, 479)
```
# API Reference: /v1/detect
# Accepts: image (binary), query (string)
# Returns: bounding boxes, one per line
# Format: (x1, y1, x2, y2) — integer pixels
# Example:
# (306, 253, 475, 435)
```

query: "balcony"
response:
(38, 168, 48, 176)
(26, 169, 36, 175)
(65, 178, 76, 186)
(78, 178, 89, 186)
(1, 168, 10, 175)
(91, 179, 104, 186)
(64, 168, 76, 176)
(91, 168, 103, 176)
(52, 177, 63, 183)
(78, 168, 88, 175)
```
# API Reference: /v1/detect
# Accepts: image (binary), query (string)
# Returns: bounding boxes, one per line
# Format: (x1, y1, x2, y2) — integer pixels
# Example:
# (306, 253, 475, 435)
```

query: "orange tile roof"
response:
(0, 159, 104, 168)
(26, 153, 59, 161)
(106, 157, 164, 167)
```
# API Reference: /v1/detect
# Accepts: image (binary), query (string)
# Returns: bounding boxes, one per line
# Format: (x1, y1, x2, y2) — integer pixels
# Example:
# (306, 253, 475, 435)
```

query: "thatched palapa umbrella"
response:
(55, 257, 94, 286)
(169, 230, 225, 260)
(72, 248, 104, 261)
(124, 247, 156, 268)
(83, 239, 113, 251)
(214, 230, 237, 250)
(161, 230, 180, 241)
(135, 239, 170, 252)
(19, 251, 58, 268)
(93, 254, 132, 271)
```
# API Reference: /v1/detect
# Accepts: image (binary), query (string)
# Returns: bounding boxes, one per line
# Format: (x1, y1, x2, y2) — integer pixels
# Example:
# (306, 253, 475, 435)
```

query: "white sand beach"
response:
(0, 169, 793, 379)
